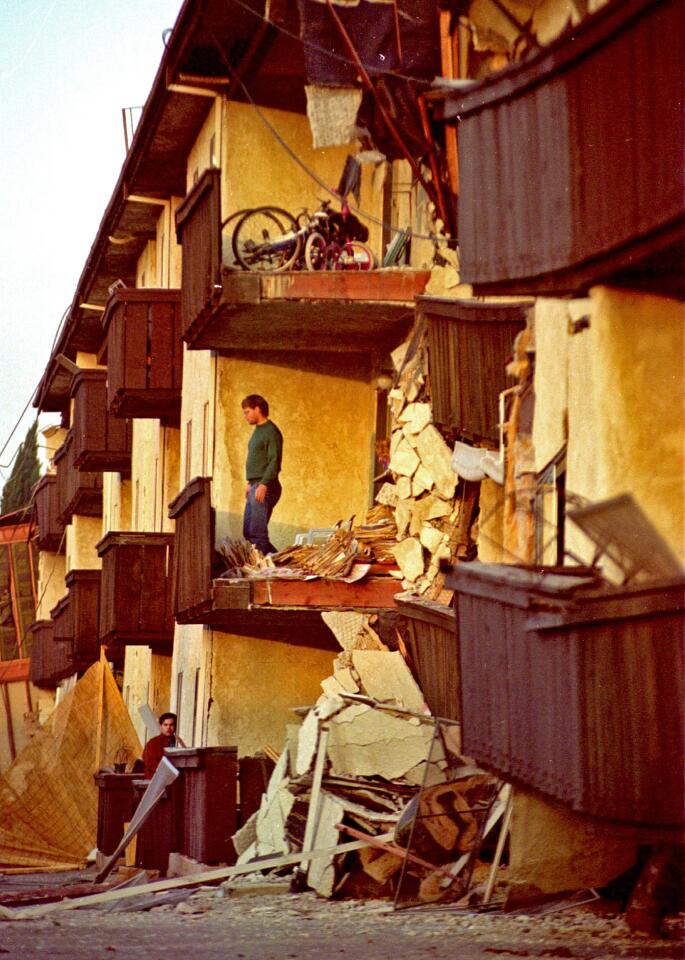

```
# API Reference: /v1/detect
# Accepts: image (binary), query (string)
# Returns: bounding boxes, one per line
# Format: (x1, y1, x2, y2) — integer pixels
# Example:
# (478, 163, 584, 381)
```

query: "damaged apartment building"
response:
(13, 0, 683, 920)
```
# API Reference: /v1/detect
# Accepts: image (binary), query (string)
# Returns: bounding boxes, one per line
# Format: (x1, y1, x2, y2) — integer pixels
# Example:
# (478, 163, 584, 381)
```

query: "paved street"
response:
(0, 875, 682, 960)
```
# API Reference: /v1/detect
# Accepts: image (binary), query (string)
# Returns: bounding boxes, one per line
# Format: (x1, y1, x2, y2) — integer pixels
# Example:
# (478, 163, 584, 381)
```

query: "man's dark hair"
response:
(241, 394, 269, 416)
(159, 712, 177, 724)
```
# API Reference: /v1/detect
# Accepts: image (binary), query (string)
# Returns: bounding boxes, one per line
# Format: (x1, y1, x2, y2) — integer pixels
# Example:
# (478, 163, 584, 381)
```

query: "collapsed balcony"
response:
(174, 169, 429, 354)
(168, 477, 400, 649)
(99, 289, 183, 422)
(97, 532, 174, 653)
(441, 0, 684, 297)
(447, 562, 685, 827)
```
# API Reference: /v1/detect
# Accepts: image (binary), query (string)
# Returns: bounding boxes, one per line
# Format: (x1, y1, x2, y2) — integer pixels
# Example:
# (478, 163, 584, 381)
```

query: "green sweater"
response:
(246, 420, 283, 484)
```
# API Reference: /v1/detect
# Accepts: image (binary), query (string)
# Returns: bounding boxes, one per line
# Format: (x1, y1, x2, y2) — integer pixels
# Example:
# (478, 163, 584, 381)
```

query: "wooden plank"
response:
(1, 834, 394, 920)
(260, 270, 430, 303)
(249, 577, 400, 609)
(0, 659, 30, 684)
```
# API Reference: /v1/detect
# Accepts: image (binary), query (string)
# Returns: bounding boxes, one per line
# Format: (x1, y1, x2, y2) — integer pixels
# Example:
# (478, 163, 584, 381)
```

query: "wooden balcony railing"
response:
(97, 532, 174, 651)
(54, 430, 103, 525)
(447, 563, 685, 827)
(168, 476, 395, 647)
(449, 0, 684, 297)
(174, 168, 427, 353)
(28, 619, 72, 687)
(421, 297, 529, 443)
(101, 289, 183, 422)
(168, 477, 215, 622)
(71, 370, 132, 473)
(50, 569, 102, 671)
(32, 474, 64, 553)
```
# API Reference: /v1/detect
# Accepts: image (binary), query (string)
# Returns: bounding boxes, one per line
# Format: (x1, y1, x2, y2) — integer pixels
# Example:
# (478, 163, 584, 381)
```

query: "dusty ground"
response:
(0, 872, 682, 960)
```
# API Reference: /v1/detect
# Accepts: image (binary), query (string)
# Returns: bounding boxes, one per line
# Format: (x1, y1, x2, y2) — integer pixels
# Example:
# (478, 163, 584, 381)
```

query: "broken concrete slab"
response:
(321, 611, 370, 650)
(375, 483, 398, 508)
(395, 498, 414, 539)
(420, 524, 445, 554)
(396, 476, 412, 500)
(412, 464, 434, 496)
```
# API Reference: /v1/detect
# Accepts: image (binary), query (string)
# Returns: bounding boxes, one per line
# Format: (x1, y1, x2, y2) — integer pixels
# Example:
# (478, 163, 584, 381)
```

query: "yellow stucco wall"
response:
(533, 288, 685, 566)
(102, 473, 132, 533)
(179, 348, 215, 488)
(213, 352, 375, 549)
(36, 551, 66, 618)
(121, 647, 172, 748)
(170, 623, 206, 747)
(205, 630, 332, 758)
(65, 516, 102, 573)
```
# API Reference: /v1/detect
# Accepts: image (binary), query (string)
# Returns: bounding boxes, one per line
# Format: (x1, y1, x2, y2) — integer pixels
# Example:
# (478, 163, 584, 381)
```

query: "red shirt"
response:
(142, 733, 176, 778)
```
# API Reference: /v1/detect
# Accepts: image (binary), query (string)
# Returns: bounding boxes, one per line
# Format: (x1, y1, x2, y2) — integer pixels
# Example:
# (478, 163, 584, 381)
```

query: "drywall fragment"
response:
(423, 495, 452, 521)
(399, 402, 432, 435)
(232, 812, 258, 858)
(321, 675, 347, 697)
(396, 476, 412, 500)
(351, 650, 426, 713)
(321, 611, 369, 650)
(333, 667, 359, 693)
(375, 483, 398, 508)
(395, 499, 414, 539)
(415, 425, 458, 499)
(307, 793, 345, 897)
(255, 784, 295, 857)
(390, 428, 404, 458)
(389, 438, 420, 478)
(296, 710, 320, 776)
(327, 707, 435, 779)
(404, 760, 448, 788)
(412, 465, 434, 497)
(391, 537, 424, 581)
(420, 524, 444, 554)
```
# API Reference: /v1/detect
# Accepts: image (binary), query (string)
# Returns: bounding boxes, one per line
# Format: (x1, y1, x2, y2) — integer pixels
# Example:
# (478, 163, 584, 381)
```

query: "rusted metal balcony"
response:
(447, 562, 685, 827)
(100, 289, 183, 422)
(28, 619, 72, 687)
(168, 476, 399, 648)
(175, 168, 429, 353)
(32, 474, 64, 553)
(54, 430, 103, 526)
(97, 532, 174, 652)
(445, 0, 684, 297)
(420, 297, 530, 443)
(71, 370, 132, 473)
(50, 569, 102, 671)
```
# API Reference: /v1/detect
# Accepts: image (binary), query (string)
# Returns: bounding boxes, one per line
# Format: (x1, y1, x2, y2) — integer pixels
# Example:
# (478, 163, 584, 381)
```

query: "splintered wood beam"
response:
(249, 577, 401, 609)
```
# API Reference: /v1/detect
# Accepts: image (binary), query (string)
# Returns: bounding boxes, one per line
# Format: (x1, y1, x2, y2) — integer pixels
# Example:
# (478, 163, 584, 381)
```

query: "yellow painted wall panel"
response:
(205, 630, 332, 758)
(65, 516, 102, 572)
(36, 552, 66, 618)
(213, 352, 374, 550)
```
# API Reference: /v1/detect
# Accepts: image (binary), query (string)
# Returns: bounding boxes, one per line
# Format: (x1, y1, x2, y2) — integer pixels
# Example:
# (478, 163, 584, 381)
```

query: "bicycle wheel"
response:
(336, 241, 375, 271)
(232, 207, 302, 272)
(304, 232, 328, 271)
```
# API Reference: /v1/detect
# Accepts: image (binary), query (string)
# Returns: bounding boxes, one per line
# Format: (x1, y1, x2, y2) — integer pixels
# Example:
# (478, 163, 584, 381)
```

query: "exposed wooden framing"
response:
(7, 545, 23, 657)
(0, 525, 31, 544)
(166, 84, 219, 98)
(439, 9, 460, 197)
(126, 195, 169, 206)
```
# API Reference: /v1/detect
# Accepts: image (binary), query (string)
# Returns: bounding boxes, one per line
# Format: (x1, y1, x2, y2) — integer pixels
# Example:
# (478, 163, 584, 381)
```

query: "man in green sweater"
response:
(241, 394, 283, 554)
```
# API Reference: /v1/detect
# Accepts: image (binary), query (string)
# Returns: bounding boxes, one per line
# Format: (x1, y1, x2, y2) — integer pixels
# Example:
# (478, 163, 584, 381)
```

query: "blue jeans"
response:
(243, 479, 282, 554)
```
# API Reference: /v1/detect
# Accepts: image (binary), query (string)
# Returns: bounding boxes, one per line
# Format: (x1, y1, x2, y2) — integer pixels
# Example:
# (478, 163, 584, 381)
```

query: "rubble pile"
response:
(232, 614, 498, 902)
(382, 328, 477, 601)
(219, 505, 398, 581)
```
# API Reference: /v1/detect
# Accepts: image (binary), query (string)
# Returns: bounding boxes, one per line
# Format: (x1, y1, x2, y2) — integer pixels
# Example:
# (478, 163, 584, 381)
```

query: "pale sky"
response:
(0, 0, 183, 495)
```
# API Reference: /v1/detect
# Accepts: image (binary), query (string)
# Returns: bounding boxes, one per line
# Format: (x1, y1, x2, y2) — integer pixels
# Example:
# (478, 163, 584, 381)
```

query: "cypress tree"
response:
(1, 421, 41, 515)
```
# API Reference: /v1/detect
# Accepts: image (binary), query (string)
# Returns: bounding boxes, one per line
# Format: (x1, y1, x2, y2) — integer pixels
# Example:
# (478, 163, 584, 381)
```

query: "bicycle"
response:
(231, 199, 374, 273)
